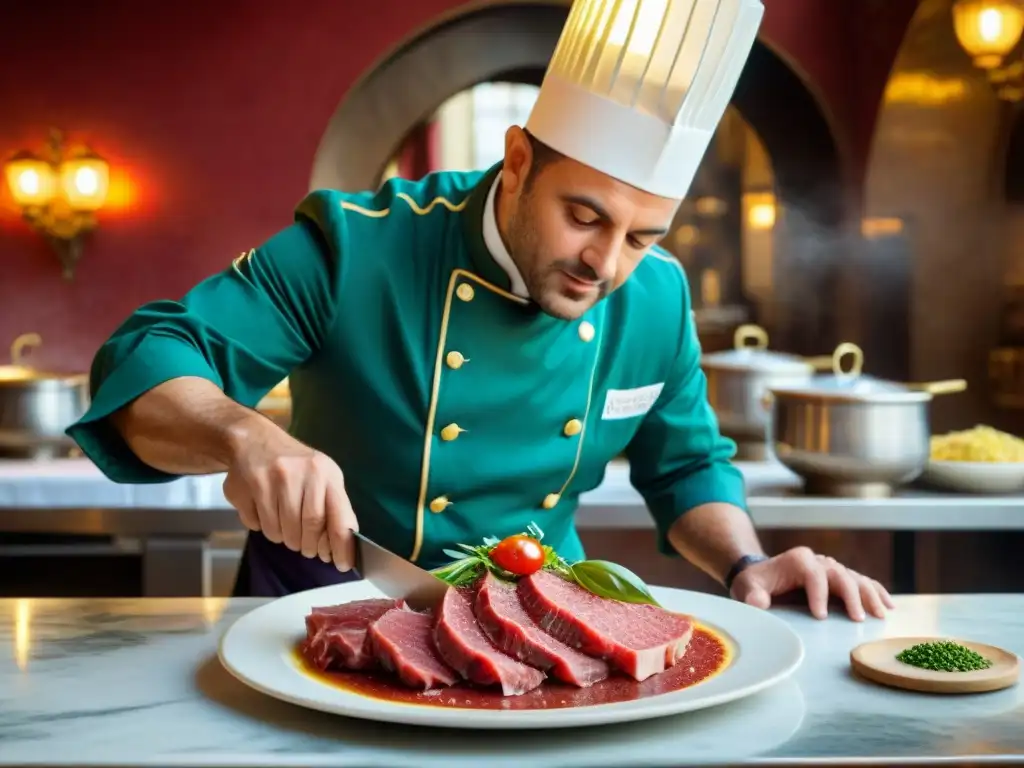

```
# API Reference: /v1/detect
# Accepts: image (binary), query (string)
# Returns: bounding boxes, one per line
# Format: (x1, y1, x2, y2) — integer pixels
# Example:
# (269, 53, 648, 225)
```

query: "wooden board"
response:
(850, 637, 1020, 694)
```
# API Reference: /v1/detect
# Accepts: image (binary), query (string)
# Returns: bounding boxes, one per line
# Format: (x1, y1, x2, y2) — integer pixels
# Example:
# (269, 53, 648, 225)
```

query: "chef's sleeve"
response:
(66, 201, 341, 484)
(624, 303, 748, 555)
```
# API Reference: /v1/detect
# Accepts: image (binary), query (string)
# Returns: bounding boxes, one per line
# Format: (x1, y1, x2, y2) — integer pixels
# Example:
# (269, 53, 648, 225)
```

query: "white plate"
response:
(920, 460, 1024, 493)
(218, 582, 804, 730)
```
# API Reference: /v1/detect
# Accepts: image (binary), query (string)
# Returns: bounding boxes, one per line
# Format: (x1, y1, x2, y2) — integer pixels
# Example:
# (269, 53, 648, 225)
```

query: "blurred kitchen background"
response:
(4, 0, 1024, 599)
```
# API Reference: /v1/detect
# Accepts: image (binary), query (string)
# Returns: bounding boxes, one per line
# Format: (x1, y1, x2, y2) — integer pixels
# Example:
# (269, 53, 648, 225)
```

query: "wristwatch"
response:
(724, 553, 769, 592)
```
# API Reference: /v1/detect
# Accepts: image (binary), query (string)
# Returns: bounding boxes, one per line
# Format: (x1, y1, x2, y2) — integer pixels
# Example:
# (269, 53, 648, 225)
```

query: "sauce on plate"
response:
(292, 624, 731, 710)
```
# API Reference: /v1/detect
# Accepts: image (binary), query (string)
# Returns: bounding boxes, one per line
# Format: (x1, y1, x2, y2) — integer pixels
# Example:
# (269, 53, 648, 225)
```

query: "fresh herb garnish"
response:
(567, 559, 660, 606)
(895, 641, 992, 672)
(431, 522, 661, 607)
(432, 523, 564, 585)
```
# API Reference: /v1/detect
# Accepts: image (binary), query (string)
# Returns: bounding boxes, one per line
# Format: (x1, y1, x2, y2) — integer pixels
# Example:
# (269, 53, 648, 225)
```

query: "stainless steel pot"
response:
(765, 342, 967, 497)
(701, 325, 834, 457)
(0, 333, 89, 459)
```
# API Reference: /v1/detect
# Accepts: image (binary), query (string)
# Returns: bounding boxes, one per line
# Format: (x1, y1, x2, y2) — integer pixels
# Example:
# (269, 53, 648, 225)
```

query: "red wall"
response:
(757, 0, 920, 186)
(0, 0, 915, 372)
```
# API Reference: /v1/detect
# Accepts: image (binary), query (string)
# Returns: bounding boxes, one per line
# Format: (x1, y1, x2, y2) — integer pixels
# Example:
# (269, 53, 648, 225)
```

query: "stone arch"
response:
(310, 2, 846, 350)
(863, 0, 1007, 430)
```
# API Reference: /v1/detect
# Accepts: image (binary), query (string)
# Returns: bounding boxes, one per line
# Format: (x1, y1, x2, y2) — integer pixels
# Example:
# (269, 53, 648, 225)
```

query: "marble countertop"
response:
(2, 594, 1023, 766)
(3, 458, 1024, 534)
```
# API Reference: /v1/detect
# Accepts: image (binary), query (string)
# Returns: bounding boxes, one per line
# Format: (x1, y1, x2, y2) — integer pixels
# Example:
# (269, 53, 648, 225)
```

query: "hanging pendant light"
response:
(952, 0, 1024, 69)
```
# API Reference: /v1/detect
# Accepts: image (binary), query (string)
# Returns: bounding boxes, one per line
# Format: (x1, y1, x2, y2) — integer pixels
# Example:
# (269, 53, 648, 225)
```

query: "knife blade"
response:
(352, 530, 450, 611)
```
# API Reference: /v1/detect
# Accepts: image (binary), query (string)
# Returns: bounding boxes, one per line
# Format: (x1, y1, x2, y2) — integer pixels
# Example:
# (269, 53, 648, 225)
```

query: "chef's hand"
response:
(222, 422, 357, 571)
(729, 546, 895, 621)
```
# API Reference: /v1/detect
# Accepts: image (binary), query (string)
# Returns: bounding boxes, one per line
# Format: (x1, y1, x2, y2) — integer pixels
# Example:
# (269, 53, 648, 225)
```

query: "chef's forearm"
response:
(667, 503, 765, 585)
(110, 376, 268, 475)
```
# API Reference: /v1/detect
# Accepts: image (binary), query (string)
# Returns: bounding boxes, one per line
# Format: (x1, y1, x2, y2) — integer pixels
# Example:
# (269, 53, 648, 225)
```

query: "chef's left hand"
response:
(729, 546, 895, 621)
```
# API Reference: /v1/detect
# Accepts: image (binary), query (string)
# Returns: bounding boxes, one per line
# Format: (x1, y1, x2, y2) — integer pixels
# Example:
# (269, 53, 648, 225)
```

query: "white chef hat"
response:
(525, 0, 764, 200)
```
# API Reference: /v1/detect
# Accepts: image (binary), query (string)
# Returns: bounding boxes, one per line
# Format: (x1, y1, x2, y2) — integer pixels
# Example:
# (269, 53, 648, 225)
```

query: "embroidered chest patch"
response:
(601, 383, 665, 420)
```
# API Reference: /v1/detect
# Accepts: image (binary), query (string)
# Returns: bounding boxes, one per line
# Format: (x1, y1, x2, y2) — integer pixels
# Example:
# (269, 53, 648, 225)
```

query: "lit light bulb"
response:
(952, 0, 1024, 69)
(980, 7, 1006, 40)
(18, 169, 40, 196)
(748, 203, 775, 230)
(59, 153, 109, 211)
(4, 153, 56, 206)
(74, 167, 99, 195)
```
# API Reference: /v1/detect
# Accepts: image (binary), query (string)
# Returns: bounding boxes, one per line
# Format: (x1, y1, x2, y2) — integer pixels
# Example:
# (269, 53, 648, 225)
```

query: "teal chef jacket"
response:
(66, 164, 747, 596)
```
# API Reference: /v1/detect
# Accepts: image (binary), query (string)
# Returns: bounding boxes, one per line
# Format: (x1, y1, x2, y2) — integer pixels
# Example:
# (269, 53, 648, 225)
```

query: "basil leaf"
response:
(441, 549, 469, 560)
(569, 560, 661, 606)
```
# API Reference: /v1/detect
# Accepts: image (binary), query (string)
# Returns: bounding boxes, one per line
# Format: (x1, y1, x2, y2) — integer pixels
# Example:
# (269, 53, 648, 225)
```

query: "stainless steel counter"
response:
(2, 459, 1023, 596)
(4, 458, 1024, 532)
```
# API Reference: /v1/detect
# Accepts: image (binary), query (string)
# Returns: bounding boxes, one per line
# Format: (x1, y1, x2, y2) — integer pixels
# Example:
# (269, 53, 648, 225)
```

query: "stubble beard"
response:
(507, 207, 603, 322)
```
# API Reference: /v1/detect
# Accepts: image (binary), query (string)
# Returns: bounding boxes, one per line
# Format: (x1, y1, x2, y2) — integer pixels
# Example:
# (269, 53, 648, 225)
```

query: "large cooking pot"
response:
(0, 333, 89, 459)
(765, 342, 967, 497)
(701, 325, 835, 456)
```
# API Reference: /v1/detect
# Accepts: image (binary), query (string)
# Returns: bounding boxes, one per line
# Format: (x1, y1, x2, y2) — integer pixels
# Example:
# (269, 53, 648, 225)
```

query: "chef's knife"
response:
(352, 530, 449, 611)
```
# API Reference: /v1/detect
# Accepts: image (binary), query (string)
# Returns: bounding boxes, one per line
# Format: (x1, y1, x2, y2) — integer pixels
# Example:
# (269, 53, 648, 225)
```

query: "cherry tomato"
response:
(490, 535, 545, 576)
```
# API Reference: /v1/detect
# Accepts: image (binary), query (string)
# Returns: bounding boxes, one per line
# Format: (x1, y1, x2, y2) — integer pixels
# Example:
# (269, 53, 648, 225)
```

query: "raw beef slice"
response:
(301, 598, 406, 671)
(475, 572, 610, 687)
(519, 570, 693, 682)
(434, 585, 546, 696)
(368, 609, 458, 690)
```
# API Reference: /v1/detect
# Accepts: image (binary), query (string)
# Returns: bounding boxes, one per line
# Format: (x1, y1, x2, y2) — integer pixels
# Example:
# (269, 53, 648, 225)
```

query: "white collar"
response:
(482, 174, 528, 298)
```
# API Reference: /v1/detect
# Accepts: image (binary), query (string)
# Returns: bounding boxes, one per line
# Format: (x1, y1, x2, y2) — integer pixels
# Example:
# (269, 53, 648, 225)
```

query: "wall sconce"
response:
(953, 0, 1024, 70)
(743, 191, 776, 231)
(3, 129, 109, 280)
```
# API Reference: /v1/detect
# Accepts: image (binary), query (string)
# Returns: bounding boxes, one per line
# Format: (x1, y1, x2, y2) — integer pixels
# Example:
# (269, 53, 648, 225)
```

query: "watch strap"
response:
(724, 554, 769, 592)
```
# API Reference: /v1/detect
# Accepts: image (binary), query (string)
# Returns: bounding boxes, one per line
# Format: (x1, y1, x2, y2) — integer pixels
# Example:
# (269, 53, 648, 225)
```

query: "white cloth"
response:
(481, 174, 528, 298)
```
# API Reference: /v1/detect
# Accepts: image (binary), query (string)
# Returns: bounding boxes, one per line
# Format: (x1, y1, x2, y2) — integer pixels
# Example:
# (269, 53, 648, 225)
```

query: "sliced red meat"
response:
(433, 585, 546, 696)
(368, 608, 458, 690)
(474, 572, 610, 688)
(518, 570, 693, 682)
(300, 598, 406, 671)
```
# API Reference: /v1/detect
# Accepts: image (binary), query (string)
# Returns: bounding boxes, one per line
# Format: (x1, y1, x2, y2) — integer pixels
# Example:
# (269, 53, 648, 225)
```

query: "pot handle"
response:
(10, 332, 42, 365)
(803, 355, 835, 371)
(904, 378, 968, 396)
(734, 324, 769, 350)
(832, 342, 864, 379)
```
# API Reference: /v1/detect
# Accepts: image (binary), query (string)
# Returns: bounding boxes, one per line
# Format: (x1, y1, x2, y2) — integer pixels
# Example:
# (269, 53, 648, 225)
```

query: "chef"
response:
(66, 0, 893, 621)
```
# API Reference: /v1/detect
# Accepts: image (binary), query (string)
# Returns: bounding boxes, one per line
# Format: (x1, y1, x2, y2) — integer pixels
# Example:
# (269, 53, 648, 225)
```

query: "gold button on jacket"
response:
(445, 351, 465, 369)
(456, 283, 475, 302)
(563, 418, 583, 437)
(440, 423, 463, 441)
(542, 493, 561, 509)
(429, 496, 451, 513)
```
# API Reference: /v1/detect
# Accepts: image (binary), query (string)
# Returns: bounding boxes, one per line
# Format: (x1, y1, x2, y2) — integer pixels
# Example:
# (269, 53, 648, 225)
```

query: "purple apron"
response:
(232, 531, 361, 597)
